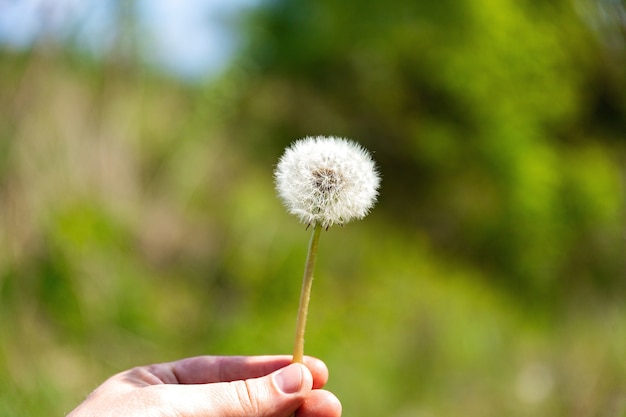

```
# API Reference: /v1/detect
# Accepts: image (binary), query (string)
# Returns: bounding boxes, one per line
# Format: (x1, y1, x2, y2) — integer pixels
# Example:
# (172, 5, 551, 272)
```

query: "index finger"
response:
(145, 355, 329, 388)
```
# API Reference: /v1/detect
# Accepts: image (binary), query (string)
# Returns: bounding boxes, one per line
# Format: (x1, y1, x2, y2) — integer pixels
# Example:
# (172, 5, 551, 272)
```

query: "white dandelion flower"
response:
(275, 136, 380, 228)
(275, 136, 381, 366)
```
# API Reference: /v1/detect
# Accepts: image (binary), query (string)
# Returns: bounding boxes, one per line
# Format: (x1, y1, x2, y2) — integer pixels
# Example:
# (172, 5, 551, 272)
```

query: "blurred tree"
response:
(232, 0, 626, 304)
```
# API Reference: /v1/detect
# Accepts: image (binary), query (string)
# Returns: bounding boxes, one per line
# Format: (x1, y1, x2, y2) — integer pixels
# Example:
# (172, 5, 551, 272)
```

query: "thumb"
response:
(179, 363, 313, 417)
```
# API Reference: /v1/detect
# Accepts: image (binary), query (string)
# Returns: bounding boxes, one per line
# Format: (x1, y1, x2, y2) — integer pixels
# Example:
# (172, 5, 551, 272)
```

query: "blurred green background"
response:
(1, 0, 626, 416)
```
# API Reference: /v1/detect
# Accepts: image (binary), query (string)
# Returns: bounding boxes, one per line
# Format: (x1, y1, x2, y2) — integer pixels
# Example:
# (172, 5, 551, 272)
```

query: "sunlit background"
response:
(1, 0, 625, 416)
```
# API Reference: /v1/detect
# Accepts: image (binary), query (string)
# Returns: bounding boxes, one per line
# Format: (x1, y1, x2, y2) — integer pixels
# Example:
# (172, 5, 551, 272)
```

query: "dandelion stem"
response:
(292, 224, 322, 364)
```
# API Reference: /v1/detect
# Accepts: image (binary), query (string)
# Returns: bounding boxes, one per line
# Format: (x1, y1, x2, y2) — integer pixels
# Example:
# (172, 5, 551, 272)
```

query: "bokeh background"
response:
(1, 0, 626, 416)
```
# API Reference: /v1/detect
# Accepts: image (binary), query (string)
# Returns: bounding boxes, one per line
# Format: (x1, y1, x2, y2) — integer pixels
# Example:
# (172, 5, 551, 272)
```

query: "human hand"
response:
(67, 355, 341, 417)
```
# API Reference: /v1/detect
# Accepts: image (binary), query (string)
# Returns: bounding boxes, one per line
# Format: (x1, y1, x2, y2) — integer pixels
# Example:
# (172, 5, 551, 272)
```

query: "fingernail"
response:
(274, 364, 304, 394)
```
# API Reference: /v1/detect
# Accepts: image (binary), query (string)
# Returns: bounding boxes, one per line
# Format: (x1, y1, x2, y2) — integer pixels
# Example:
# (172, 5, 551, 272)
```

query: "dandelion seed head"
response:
(275, 136, 380, 228)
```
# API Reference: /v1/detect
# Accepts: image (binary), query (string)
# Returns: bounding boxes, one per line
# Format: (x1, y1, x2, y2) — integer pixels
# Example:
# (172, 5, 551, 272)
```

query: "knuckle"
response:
(232, 379, 260, 416)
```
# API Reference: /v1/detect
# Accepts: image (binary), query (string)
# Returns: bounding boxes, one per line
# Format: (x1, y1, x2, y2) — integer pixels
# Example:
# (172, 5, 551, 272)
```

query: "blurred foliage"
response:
(1, 0, 625, 416)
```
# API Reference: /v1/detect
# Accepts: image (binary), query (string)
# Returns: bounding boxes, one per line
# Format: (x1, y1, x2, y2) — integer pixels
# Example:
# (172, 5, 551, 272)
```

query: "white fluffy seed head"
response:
(274, 136, 381, 228)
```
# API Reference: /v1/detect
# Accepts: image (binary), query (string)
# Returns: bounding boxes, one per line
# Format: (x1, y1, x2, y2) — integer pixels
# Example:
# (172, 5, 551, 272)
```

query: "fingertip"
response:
(298, 389, 342, 417)
(274, 363, 313, 394)
(302, 356, 329, 389)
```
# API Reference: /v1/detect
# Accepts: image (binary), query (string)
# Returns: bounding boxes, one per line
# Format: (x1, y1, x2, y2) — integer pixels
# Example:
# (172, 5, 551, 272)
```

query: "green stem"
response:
(292, 224, 322, 364)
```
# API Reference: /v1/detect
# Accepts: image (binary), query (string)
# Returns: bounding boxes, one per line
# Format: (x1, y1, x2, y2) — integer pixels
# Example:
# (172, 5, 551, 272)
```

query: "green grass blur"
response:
(1, 1, 625, 416)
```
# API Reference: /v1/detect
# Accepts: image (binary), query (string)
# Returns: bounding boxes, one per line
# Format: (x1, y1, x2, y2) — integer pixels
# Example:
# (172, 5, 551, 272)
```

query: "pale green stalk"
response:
(292, 224, 322, 364)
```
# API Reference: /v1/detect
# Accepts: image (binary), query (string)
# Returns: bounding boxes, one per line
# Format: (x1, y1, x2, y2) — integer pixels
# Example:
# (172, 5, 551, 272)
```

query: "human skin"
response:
(67, 355, 342, 417)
